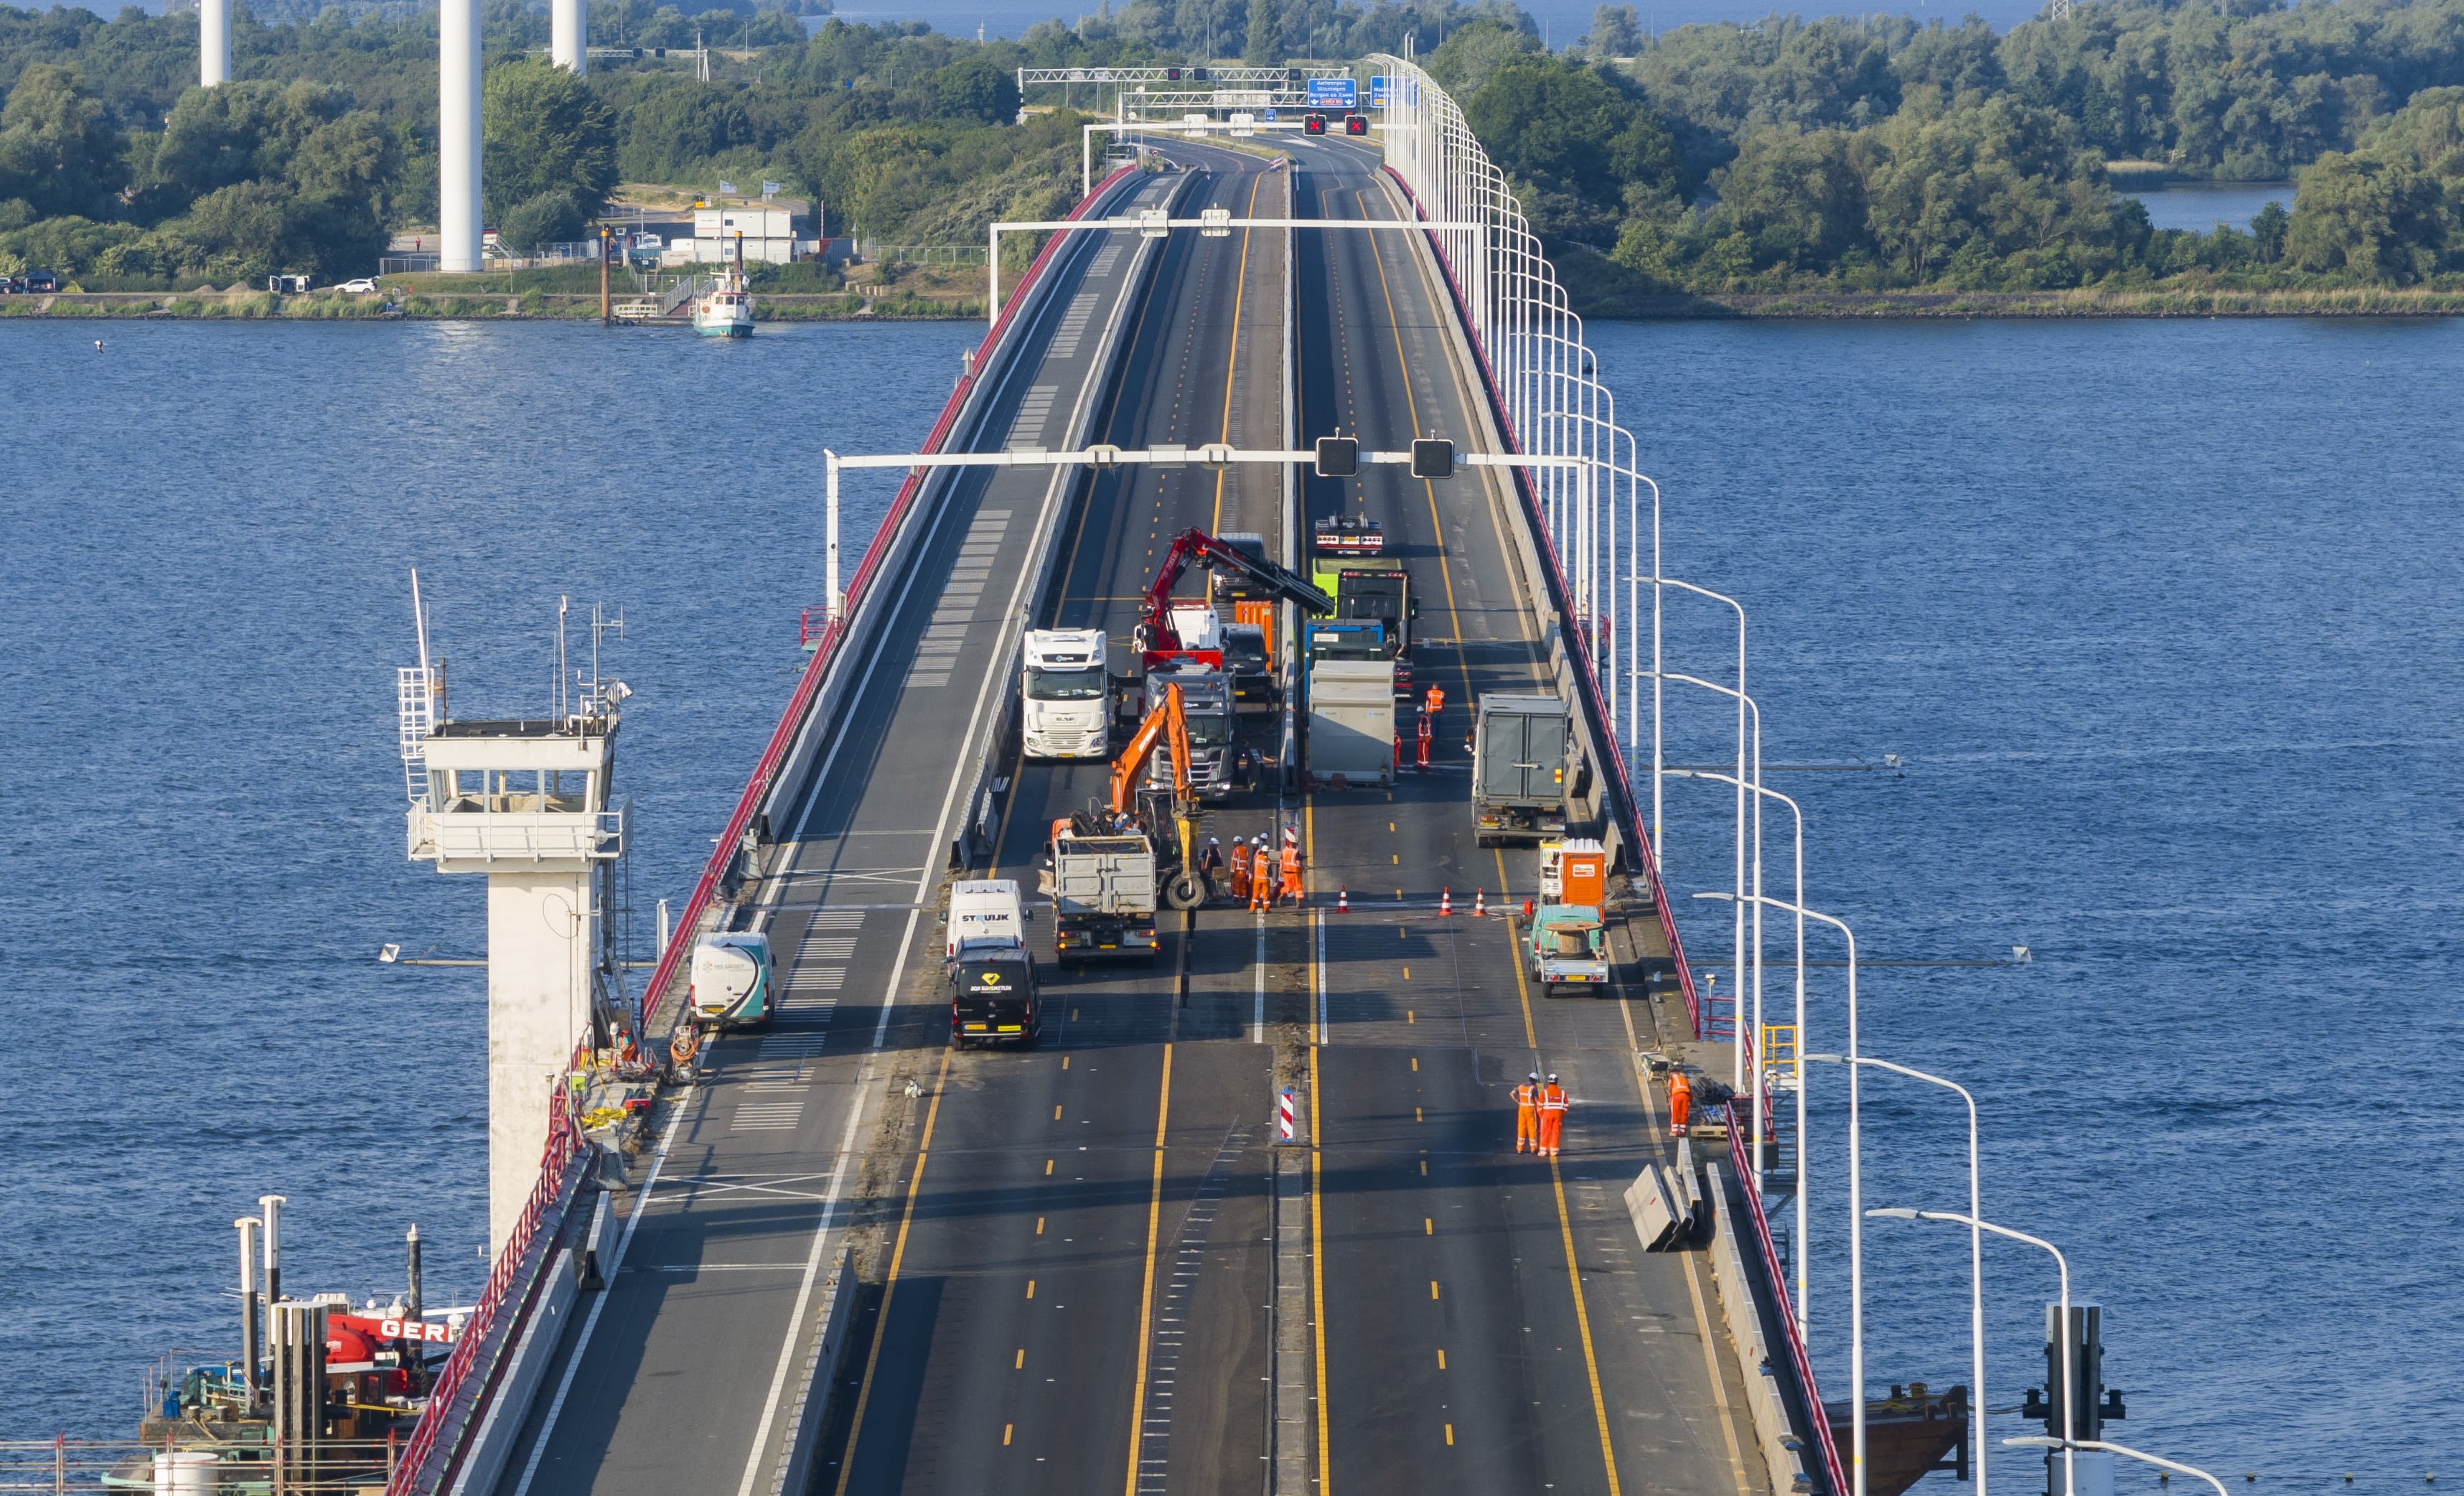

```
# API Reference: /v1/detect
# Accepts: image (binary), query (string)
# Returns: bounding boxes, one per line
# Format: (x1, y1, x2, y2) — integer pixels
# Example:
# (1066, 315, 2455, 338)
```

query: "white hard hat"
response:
(1528, 1072, 1540, 1083)
(1547, 1073, 1559, 1083)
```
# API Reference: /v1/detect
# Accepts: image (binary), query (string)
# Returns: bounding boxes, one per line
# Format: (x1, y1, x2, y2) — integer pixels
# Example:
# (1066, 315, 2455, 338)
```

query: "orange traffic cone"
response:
(1474, 888, 1486, 917)
(1441, 887, 1452, 916)
(1337, 887, 1349, 914)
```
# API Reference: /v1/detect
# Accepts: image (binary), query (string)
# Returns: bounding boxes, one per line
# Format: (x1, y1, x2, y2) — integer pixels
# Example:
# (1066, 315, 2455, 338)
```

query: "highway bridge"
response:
(390, 57, 1842, 1496)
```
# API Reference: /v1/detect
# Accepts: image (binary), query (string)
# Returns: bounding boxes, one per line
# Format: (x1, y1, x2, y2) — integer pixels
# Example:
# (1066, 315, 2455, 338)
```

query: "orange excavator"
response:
(1049, 681, 1209, 912)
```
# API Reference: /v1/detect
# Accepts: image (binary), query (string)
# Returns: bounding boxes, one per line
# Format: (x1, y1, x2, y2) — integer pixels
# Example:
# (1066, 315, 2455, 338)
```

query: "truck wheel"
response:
(1163, 871, 1206, 911)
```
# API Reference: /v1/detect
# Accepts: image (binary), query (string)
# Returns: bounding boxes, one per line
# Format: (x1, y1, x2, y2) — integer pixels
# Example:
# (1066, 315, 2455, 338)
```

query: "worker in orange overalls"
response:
(1278, 832, 1303, 905)
(1512, 1071, 1541, 1154)
(1537, 1073, 1568, 1156)
(1667, 1067, 1692, 1138)
(1423, 682, 1446, 721)
(1250, 835, 1273, 912)
(1229, 836, 1252, 904)
(1415, 709, 1433, 770)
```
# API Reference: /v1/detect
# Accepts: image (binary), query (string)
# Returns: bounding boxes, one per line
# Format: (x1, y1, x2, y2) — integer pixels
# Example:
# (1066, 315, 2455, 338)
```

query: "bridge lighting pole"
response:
(1649, 670, 1758, 1106)
(1699, 891, 1863, 1496)
(439, 0, 482, 273)
(1878, 1210, 2078, 1496)
(1819, 1057, 1985, 1496)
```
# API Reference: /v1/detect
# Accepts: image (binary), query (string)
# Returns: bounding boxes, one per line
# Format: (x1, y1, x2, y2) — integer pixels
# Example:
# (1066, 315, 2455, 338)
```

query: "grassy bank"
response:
(1613, 287, 2464, 317)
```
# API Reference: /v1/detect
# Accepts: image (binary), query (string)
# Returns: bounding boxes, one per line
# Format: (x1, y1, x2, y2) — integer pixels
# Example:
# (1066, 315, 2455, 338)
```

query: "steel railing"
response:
(375, 163, 1151, 1496)
(1369, 52, 1847, 1496)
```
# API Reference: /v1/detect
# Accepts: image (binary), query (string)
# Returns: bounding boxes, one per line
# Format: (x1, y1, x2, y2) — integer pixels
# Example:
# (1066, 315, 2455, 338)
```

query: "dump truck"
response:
(1473, 693, 1572, 846)
(1043, 828, 1161, 965)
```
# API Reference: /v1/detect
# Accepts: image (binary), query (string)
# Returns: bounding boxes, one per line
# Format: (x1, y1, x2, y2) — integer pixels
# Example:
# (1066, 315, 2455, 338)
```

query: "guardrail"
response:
(378, 167, 1149, 1496)
(1368, 55, 1843, 1496)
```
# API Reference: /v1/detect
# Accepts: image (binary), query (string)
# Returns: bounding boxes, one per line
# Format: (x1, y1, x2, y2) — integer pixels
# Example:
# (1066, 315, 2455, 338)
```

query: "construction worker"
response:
(1199, 836, 1225, 900)
(1229, 836, 1252, 904)
(1423, 681, 1446, 721)
(1537, 1073, 1568, 1156)
(1667, 1067, 1692, 1138)
(1250, 836, 1273, 912)
(1415, 709, 1433, 770)
(1512, 1072, 1541, 1154)
(1278, 833, 1303, 905)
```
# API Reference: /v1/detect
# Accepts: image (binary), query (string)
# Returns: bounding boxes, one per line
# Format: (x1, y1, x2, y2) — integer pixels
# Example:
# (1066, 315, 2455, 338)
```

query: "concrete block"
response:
(1624, 1164, 1683, 1250)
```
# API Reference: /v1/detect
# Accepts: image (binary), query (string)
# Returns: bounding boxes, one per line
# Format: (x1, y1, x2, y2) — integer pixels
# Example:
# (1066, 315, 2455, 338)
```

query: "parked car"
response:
(23, 269, 58, 293)
(0, 276, 19, 294)
(335, 278, 380, 295)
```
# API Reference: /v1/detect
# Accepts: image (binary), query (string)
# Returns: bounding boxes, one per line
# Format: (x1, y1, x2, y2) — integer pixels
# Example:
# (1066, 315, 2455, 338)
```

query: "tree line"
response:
(1432, 0, 2464, 298)
(0, 3, 1180, 286)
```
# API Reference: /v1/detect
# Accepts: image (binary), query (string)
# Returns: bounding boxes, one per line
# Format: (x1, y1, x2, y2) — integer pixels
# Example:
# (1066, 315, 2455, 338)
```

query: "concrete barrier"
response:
(1703, 1162, 1812, 1495)
(767, 1249, 858, 1496)
(444, 1248, 581, 1496)
(1623, 1164, 1683, 1250)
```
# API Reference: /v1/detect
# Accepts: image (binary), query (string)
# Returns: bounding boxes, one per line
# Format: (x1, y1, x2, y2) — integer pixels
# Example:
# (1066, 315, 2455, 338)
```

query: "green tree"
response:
(480, 59, 617, 225)
(1585, 4, 1643, 60)
(929, 54, 1020, 124)
(2284, 150, 2445, 280)
(1243, 0, 1280, 65)
(0, 64, 126, 220)
(1712, 124, 1868, 273)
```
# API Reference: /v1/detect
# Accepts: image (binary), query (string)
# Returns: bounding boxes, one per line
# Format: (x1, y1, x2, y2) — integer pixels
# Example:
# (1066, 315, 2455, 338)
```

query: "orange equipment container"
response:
(1557, 837, 1607, 909)
(1235, 600, 1275, 630)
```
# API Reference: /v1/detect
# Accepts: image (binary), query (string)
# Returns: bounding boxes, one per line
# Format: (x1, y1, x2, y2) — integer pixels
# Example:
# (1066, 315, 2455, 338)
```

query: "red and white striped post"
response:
(1278, 1088, 1297, 1142)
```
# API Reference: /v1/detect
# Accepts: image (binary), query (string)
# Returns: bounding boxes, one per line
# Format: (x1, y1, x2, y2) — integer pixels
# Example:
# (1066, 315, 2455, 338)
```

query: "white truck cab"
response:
(1023, 628, 1111, 759)
(946, 879, 1028, 958)
(689, 931, 774, 1029)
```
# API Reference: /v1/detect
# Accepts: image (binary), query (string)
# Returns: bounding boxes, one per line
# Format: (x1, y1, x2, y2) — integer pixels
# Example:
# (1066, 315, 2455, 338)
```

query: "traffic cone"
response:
(1441, 887, 1452, 916)
(1474, 887, 1486, 917)
(1337, 887, 1349, 914)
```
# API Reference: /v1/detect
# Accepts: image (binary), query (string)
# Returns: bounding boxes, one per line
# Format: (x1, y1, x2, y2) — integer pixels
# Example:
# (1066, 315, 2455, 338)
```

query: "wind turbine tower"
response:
(440, 0, 482, 272)
(200, 0, 229, 87)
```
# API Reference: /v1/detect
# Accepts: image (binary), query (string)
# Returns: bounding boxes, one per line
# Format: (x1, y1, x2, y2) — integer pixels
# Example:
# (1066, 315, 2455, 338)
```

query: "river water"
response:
(4, 314, 2456, 1490)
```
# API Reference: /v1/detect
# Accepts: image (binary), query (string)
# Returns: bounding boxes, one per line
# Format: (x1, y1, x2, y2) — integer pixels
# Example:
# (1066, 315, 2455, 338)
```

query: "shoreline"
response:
(9, 286, 2463, 322)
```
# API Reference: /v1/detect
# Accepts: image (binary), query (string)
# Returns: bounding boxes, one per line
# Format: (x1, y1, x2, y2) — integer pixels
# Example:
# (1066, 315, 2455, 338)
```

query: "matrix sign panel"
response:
(1306, 76, 1359, 109)
(1369, 75, 1389, 108)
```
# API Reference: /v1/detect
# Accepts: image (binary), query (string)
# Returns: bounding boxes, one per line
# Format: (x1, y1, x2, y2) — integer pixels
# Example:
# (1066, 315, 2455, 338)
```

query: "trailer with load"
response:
(1527, 904, 1609, 996)
(1305, 657, 1396, 786)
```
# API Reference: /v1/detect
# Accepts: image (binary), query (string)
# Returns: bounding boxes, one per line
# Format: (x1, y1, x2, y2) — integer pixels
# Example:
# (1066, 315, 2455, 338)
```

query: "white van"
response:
(689, 931, 774, 1028)
(946, 879, 1027, 958)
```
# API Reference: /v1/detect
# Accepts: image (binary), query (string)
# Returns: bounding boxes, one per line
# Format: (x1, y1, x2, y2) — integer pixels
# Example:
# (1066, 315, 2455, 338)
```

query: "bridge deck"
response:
(490, 137, 1768, 1496)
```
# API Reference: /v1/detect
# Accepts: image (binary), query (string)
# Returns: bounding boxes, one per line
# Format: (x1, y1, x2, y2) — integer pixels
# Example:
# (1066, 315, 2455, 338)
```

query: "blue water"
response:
(4, 314, 2457, 1495)
(1601, 317, 2464, 1491)
(0, 318, 978, 1439)
(2127, 182, 2295, 234)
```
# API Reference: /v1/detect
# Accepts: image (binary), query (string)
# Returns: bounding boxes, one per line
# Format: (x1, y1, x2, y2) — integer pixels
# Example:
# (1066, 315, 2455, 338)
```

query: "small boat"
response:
(692, 232, 755, 337)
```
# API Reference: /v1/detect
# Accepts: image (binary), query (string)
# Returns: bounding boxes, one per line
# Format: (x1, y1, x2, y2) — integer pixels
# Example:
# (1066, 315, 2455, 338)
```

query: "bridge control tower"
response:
(398, 581, 628, 1254)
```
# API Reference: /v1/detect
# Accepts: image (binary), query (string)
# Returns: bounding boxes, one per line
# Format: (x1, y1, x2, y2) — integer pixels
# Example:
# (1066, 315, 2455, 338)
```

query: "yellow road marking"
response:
(829, 1045, 952, 1496)
(1036, 1216, 1046, 1235)
(1444, 1424, 1455, 1446)
(1310, 1043, 1330, 1496)
(1122, 1043, 1174, 1496)
(1410, 1055, 1418, 1070)
(1045, 1158, 1054, 1176)
(1054, 1103, 1064, 1120)
(1429, 1279, 1440, 1299)
(1063, 1055, 1071, 1070)
(1424, 1217, 1433, 1235)
(1015, 1348, 1026, 1369)
(1209, 170, 1266, 534)
(1026, 1279, 1036, 1299)
(1437, 1347, 1446, 1368)
(1005, 1423, 1014, 1446)
(1547, 1154, 1625, 1496)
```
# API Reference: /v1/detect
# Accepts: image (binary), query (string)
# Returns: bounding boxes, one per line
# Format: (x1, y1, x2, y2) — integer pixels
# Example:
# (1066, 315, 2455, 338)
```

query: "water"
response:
(2127, 181, 2295, 234)
(1597, 317, 2464, 1490)
(0, 318, 978, 1438)
(5, 315, 2456, 1492)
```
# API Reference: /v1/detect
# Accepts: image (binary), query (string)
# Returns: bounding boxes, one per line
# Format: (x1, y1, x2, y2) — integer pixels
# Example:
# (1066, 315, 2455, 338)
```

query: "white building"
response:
(665, 202, 818, 266)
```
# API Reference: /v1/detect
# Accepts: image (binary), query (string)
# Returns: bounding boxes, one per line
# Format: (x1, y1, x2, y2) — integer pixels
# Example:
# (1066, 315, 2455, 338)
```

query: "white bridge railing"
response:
(1370, 50, 1850, 1496)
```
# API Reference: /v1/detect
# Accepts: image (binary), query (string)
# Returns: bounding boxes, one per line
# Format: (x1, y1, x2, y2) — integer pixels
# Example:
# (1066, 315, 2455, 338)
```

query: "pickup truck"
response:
(1526, 904, 1609, 997)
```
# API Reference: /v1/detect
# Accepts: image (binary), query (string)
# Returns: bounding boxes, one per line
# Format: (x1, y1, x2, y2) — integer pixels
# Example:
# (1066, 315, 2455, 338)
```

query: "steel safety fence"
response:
(1368, 51, 1848, 1496)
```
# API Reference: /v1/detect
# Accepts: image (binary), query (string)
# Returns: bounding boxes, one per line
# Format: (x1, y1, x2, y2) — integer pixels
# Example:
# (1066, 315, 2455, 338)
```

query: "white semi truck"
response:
(1022, 628, 1112, 759)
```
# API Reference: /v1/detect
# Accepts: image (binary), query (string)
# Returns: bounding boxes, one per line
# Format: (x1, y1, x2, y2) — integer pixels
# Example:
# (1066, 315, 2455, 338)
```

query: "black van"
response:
(949, 948, 1039, 1047)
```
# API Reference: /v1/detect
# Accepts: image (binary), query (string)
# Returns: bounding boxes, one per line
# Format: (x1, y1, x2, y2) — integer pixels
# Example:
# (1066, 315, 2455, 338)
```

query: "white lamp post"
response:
(1872, 1208, 2074, 1496)
(1652, 670, 1759, 1106)
(1697, 889, 1861, 1496)
(2006, 1438, 2228, 1496)
(1815, 1057, 1984, 1496)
